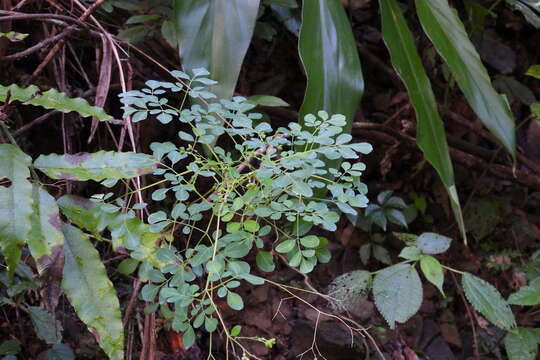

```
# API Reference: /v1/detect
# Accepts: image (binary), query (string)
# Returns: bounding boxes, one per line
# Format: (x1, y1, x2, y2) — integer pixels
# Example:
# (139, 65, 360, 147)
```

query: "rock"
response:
(425, 337, 456, 360)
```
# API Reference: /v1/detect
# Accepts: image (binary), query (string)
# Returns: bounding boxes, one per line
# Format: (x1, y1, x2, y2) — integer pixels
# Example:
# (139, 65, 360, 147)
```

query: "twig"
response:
(22, 0, 106, 87)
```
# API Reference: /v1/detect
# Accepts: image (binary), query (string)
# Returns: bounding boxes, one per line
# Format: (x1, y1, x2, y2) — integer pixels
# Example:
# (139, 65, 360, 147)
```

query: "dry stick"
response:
(73, 0, 142, 195)
(21, 0, 106, 88)
(123, 279, 142, 326)
(0, 30, 71, 60)
(351, 122, 540, 190)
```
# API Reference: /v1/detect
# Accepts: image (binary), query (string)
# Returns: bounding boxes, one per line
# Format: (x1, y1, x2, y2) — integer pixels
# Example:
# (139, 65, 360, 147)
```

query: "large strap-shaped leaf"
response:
(34, 151, 158, 181)
(0, 84, 111, 121)
(28, 185, 64, 274)
(506, 0, 540, 29)
(298, 0, 363, 136)
(174, 0, 260, 100)
(0, 144, 33, 274)
(62, 224, 124, 359)
(415, 0, 516, 156)
(379, 0, 466, 242)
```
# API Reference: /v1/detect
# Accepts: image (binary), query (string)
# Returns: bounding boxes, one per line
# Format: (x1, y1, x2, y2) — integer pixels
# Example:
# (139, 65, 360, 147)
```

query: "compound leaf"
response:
(0, 144, 33, 274)
(62, 224, 124, 359)
(373, 264, 423, 328)
(462, 272, 516, 330)
(34, 151, 157, 181)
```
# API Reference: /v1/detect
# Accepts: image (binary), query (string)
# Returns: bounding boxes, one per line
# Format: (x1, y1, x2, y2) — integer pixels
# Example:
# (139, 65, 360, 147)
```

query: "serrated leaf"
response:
(417, 232, 452, 254)
(0, 144, 33, 275)
(420, 255, 445, 296)
(373, 264, 423, 329)
(0, 84, 111, 121)
(34, 151, 157, 181)
(28, 186, 64, 274)
(62, 224, 124, 359)
(504, 327, 539, 360)
(28, 306, 62, 344)
(327, 270, 371, 313)
(462, 272, 516, 330)
(508, 280, 540, 306)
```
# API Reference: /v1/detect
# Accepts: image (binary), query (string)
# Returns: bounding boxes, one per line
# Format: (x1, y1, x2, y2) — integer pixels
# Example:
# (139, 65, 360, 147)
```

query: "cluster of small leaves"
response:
(116, 69, 372, 344)
(350, 190, 411, 231)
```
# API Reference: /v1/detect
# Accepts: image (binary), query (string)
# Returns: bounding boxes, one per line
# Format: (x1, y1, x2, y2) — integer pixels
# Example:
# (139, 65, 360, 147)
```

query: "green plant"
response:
(1, 68, 373, 358)
(112, 68, 372, 353)
(328, 231, 518, 331)
(0, 84, 159, 359)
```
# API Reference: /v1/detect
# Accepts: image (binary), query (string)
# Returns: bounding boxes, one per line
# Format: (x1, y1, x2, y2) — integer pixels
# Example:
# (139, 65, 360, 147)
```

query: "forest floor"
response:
(1, 1, 539, 359)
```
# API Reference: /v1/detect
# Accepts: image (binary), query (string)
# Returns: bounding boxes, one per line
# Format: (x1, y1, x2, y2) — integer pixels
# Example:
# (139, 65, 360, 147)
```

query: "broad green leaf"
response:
(0, 340, 20, 355)
(399, 246, 422, 261)
(247, 95, 289, 107)
(62, 224, 124, 359)
(417, 232, 452, 254)
(504, 327, 539, 360)
(28, 186, 64, 274)
(0, 144, 33, 274)
(327, 270, 371, 313)
(508, 278, 540, 306)
(56, 195, 102, 237)
(526, 65, 540, 79)
(462, 272, 516, 330)
(298, 0, 363, 174)
(34, 151, 157, 181)
(28, 306, 62, 344)
(373, 264, 422, 328)
(174, 0, 260, 100)
(0, 84, 111, 121)
(416, 0, 516, 156)
(47, 344, 75, 360)
(379, 0, 466, 242)
(420, 255, 445, 296)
